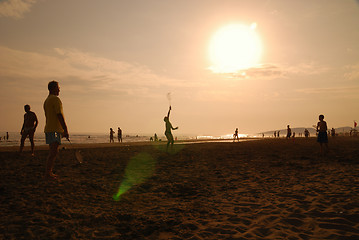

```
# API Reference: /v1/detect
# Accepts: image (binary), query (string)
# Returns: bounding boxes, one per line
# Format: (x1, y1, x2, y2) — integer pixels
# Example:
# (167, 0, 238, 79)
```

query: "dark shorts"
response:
(45, 132, 62, 145)
(22, 128, 35, 139)
(317, 131, 328, 143)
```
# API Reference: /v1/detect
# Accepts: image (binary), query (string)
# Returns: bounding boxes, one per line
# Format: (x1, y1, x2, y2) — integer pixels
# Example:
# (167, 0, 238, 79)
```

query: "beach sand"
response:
(1, 137, 358, 239)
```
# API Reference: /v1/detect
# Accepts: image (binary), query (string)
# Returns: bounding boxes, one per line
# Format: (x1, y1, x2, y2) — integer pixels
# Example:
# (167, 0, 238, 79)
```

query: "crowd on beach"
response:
(232, 117, 331, 155)
(6, 80, 358, 181)
(3, 80, 357, 240)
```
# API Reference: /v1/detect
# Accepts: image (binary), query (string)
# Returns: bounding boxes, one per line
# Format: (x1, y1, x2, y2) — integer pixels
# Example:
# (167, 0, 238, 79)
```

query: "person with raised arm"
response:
(164, 106, 178, 152)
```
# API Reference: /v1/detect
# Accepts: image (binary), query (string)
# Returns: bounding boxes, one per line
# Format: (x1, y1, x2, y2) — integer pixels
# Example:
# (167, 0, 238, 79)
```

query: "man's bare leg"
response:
(19, 134, 26, 153)
(45, 142, 59, 179)
(29, 135, 35, 156)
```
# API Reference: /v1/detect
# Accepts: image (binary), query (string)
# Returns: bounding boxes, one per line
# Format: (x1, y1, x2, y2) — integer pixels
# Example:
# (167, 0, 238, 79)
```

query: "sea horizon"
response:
(0, 131, 253, 148)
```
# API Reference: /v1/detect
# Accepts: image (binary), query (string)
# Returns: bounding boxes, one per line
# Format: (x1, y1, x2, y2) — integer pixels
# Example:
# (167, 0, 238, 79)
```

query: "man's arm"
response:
(57, 113, 69, 139)
(171, 122, 178, 130)
(167, 106, 171, 118)
(20, 115, 25, 134)
(33, 113, 38, 130)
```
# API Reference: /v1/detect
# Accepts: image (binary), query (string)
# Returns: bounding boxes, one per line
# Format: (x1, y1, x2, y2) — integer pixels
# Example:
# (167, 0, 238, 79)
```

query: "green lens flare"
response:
(152, 142, 185, 154)
(113, 152, 155, 201)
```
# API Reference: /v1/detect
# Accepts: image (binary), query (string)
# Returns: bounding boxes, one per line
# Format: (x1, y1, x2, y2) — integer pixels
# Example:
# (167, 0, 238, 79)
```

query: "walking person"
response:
(233, 128, 239, 142)
(19, 104, 38, 156)
(286, 125, 292, 139)
(110, 128, 115, 143)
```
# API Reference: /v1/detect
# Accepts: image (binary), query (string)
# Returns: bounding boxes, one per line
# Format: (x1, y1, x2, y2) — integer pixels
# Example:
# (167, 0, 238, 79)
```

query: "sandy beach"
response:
(1, 137, 358, 239)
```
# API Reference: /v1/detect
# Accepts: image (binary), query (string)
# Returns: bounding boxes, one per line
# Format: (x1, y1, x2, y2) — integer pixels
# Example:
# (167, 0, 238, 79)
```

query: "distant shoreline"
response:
(2, 135, 357, 153)
(0, 137, 262, 152)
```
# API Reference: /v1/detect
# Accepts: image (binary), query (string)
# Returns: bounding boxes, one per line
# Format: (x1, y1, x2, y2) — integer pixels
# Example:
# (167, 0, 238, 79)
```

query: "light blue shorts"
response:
(45, 132, 62, 145)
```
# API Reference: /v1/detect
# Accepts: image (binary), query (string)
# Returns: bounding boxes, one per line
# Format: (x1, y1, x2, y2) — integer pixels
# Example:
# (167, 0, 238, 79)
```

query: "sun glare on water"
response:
(209, 23, 262, 73)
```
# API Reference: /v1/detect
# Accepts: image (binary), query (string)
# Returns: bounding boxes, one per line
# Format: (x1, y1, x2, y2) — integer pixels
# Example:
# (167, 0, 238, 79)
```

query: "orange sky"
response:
(1, 0, 359, 136)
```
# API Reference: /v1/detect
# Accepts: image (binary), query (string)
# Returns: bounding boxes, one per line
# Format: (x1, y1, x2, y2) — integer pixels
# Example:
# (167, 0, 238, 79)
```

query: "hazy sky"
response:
(1, 0, 359, 136)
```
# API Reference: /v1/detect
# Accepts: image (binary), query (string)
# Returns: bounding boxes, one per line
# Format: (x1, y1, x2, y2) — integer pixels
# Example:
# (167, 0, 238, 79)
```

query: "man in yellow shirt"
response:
(43, 80, 69, 180)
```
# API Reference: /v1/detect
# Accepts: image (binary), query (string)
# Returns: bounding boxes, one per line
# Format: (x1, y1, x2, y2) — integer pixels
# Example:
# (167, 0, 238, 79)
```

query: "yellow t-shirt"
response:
(43, 94, 65, 133)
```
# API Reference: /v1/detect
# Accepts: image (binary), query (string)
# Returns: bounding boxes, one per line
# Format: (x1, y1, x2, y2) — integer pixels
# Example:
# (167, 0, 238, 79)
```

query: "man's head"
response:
(319, 114, 324, 121)
(48, 80, 60, 96)
(24, 104, 30, 112)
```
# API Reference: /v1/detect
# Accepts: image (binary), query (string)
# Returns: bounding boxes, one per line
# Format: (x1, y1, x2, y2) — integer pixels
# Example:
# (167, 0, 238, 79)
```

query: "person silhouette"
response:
(19, 104, 38, 156)
(43, 80, 69, 180)
(317, 114, 328, 155)
(117, 127, 122, 143)
(286, 125, 292, 139)
(233, 128, 239, 142)
(164, 106, 178, 152)
(110, 128, 115, 143)
(331, 128, 336, 137)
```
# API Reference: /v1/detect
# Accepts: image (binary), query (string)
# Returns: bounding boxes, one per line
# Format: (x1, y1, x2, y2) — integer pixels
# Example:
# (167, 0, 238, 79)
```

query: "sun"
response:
(209, 23, 262, 73)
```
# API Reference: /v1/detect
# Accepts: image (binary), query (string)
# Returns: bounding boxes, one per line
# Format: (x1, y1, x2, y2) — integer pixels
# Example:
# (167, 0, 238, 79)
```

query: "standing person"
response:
(110, 128, 115, 143)
(286, 125, 292, 139)
(317, 114, 328, 155)
(6, 132, 9, 141)
(233, 128, 239, 142)
(43, 80, 69, 180)
(117, 127, 122, 143)
(274, 131, 277, 138)
(277, 131, 280, 138)
(331, 128, 336, 137)
(19, 104, 38, 156)
(164, 106, 178, 152)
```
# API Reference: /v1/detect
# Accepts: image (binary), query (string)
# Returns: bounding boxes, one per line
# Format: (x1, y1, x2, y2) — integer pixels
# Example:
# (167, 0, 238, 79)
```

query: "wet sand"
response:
(1, 137, 358, 239)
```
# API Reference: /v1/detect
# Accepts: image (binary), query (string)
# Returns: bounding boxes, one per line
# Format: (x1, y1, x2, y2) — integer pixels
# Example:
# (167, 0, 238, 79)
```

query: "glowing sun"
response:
(209, 23, 262, 73)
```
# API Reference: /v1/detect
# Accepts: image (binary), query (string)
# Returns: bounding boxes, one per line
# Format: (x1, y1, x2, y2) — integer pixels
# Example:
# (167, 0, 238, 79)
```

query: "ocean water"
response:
(0, 132, 253, 147)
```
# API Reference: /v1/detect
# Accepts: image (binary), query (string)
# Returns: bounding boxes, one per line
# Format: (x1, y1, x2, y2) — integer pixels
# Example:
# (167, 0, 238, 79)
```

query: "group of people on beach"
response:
(233, 115, 329, 155)
(18, 80, 179, 180)
(18, 80, 334, 180)
(283, 117, 329, 154)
